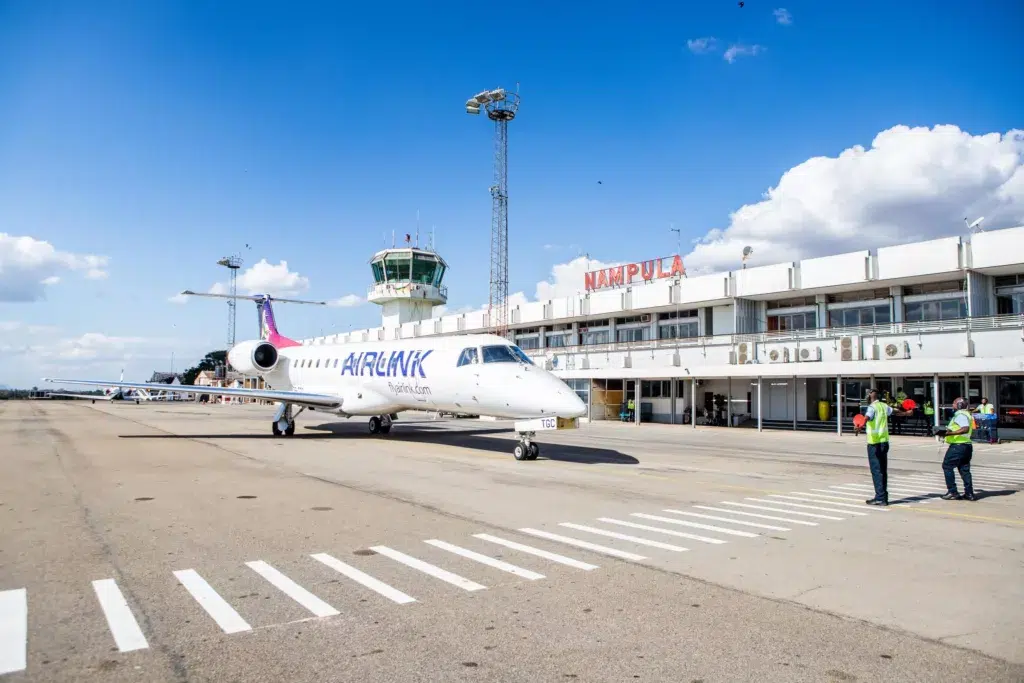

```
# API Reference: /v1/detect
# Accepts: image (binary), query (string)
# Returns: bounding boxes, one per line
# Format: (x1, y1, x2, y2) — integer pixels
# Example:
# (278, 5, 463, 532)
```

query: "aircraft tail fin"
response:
(258, 296, 301, 349)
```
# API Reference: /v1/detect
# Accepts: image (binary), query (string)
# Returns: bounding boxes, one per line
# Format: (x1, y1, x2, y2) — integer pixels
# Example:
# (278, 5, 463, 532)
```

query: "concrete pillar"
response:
(793, 376, 798, 430)
(727, 377, 732, 427)
(757, 377, 763, 432)
(836, 376, 843, 435)
(538, 326, 546, 349)
(692, 377, 697, 429)
(891, 286, 904, 324)
(933, 374, 941, 433)
(669, 376, 677, 425)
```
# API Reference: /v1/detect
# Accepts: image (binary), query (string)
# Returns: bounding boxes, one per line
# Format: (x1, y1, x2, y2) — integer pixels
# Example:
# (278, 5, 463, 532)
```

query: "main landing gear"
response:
(367, 414, 394, 435)
(271, 403, 304, 437)
(513, 431, 540, 461)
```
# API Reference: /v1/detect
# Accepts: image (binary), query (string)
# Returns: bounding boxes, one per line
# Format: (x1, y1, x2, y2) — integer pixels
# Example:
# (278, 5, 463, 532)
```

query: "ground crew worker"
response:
(976, 397, 997, 443)
(627, 397, 635, 421)
(860, 389, 914, 506)
(941, 397, 976, 500)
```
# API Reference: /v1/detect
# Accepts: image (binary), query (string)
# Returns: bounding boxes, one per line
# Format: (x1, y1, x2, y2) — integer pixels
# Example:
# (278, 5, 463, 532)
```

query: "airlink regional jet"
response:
(44, 293, 587, 460)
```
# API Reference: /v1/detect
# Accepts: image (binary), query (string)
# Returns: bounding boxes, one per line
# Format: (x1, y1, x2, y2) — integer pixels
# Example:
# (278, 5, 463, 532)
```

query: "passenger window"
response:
(316, 359, 320, 368)
(481, 345, 519, 363)
(333, 358, 339, 368)
(457, 347, 479, 367)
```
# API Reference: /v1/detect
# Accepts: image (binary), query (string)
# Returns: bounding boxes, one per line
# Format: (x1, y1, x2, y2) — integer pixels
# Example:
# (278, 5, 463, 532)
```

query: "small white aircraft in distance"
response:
(44, 292, 587, 460)
(46, 370, 146, 403)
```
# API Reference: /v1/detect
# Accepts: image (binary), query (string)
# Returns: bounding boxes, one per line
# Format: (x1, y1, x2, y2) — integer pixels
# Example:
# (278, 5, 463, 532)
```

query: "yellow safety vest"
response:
(945, 410, 974, 444)
(981, 404, 995, 414)
(865, 401, 889, 445)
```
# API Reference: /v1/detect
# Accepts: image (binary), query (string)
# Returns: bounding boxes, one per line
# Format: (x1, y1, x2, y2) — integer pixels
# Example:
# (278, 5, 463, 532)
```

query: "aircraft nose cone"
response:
(557, 388, 587, 418)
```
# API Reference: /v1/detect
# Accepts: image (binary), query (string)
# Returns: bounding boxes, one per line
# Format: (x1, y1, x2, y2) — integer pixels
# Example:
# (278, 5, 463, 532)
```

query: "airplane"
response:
(46, 370, 147, 403)
(44, 293, 588, 460)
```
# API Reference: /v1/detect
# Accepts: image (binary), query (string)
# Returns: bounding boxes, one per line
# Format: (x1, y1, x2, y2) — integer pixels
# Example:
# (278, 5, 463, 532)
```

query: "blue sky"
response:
(1, 0, 1022, 386)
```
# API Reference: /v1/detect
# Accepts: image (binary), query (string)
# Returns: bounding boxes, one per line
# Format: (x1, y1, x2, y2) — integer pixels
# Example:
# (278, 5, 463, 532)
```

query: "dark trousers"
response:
(942, 443, 974, 495)
(867, 442, 889, 500)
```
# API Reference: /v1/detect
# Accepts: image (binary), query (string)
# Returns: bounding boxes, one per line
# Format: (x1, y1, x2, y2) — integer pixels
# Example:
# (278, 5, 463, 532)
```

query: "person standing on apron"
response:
(941, 397, 976, 501)
(861, 389, 913, 506)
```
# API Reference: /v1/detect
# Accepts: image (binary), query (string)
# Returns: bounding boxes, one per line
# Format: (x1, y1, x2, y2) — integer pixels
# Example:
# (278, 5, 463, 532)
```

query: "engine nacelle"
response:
(227, 340, 279, 375)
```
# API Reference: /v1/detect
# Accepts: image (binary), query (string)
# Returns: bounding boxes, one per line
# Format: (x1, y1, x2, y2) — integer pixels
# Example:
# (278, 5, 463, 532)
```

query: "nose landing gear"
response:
(513, 432, 540, 460)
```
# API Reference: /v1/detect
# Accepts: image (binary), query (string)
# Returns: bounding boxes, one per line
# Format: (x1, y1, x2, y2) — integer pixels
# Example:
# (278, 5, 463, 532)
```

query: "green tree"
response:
(180, 350, 227, 386)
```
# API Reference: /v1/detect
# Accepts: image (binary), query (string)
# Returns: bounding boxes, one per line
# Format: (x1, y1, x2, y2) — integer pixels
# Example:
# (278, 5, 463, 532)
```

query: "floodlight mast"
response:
(216, 256, 243, 349)
(466, 86, 520, 339)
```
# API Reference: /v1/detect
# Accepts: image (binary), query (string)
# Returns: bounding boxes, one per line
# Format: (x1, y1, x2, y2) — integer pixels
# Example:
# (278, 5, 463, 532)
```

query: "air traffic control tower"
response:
(367, 246, 449, 327)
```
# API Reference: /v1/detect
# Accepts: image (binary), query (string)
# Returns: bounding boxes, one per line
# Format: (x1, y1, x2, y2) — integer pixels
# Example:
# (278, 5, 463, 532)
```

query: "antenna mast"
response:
(216, 255, 243, 350)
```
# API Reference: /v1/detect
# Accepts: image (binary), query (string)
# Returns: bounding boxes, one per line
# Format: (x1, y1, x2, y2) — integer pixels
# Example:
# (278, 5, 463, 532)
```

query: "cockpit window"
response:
(481, 344, 530, 364)
(509, 345, 534, 365)
(457, 347, 479, 366)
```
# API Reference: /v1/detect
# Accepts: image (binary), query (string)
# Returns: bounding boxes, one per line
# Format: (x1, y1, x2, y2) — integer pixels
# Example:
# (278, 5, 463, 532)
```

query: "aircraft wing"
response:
(46, 392, 115, 400)
(43, 378, 343, 409)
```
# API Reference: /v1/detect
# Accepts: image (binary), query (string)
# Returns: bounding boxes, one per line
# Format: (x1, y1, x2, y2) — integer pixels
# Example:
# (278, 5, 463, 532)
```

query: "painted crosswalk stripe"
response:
(472, 534, 598, 571)
(744, 498, 867, 516)
(92, 579, 149, 652)
(828, 485, 936, 501)
(558, 522, 688, 552)
(693, 505, 818, 526)
(814, 488, 877, 499)
(0, 588, 27, 675)
(769, 494, 888, 512)
(310, 553, 416, 604)
(370, 546, 486, 592)
(801, 491, 917, 506)
(424, 540, 545, 580)
(518, 528, 647, 561)
(630, 512, 759, 538)
(245, 561, 339, 618)
(834, 483, 934, 496)
(173, 570, 252, 634)
(661, 509, 790, 532)
(594, 517, 711, 545)
(720, 502, 844, 521)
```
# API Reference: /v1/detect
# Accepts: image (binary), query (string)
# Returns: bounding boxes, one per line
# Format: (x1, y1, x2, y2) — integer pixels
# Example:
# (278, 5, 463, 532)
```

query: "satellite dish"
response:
(966, 216, 985, 232)
(742, 246, 753, 258)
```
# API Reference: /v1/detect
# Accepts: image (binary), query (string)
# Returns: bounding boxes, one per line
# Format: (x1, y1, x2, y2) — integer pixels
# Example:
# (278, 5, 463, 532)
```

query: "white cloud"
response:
(685, 124, 1024, 272)
(687, 37, 719, 54)
(723, 43, 765, 63)
(328, 294, 364, 308)
(208, 259, 310, 297)
(774, 8, 792, 25)
(0, 234, 110, 302)
(167, 293, 189, 304)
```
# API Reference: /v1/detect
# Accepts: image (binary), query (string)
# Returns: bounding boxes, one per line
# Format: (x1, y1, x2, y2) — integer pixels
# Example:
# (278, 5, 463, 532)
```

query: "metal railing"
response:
(521, 313, 1024, 357)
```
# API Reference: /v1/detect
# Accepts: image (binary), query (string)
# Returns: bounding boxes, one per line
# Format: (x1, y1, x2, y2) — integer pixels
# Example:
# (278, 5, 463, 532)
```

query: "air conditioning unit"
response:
(798, 346, 822, 362)
(640, 313, 652, 323)
(768, 348, 789, 363)
(883, 342, 907, 360)
(840, 336, 860, 361)
(737, 342, 749, 365)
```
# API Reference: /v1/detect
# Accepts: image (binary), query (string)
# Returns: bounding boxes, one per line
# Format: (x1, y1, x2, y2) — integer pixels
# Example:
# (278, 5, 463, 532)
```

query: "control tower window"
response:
(371, 261, 385, 284)
(384, 255, 411, 281)
(411, 255, 439, 286)
(457, 347, 479, 366)
(432, 263, 446, 287)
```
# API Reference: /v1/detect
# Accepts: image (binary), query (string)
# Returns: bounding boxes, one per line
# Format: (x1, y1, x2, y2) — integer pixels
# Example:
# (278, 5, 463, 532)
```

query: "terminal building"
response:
(301, 227, 1024, 437)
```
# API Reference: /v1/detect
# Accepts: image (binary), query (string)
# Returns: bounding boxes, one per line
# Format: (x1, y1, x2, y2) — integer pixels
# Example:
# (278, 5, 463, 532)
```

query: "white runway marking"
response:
(92, 579, 149, 652)
(245, 561, 339, 618)
(720, 502, 844, 521)
(558, 523, 689, 552)
(595, 517, 716, 545)
(370, 546, 486, 592)
(310, 553, 416, 604)
(743, 497, 868, 516)
(517, 528, 647, 561)
(173, 569, 252, 634)
(693, 505, 819, 526)
(769, 494, 888, 512)
(0, 588, 27, 675)
(473, 534, 599, 571)
(630, 512, 759, 537)
(424, 540, 545, 580)
(662, 509, 791, 531)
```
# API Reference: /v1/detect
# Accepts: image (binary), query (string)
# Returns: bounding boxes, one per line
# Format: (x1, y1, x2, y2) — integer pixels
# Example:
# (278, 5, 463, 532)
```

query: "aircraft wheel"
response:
(513, 442, 528, 461)
(380, 424, 391, 435)
(368, 416, 381, 434)
(528, 442, 540, 460)
(285, 422, 295, 436)
(272, 423, 283, 436)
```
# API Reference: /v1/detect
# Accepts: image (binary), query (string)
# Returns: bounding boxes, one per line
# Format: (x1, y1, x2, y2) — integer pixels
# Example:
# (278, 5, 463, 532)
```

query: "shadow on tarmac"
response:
(119, 419, 640, 465)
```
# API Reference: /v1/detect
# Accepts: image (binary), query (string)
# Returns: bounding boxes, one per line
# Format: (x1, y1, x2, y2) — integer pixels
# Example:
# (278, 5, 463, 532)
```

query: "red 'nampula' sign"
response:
(584, 255, 685, 292)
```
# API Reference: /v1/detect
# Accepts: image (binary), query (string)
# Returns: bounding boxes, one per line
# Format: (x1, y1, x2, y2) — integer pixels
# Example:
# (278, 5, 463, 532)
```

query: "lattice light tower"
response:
(216, 255, 243, 349)
(466, 85, 520, 339)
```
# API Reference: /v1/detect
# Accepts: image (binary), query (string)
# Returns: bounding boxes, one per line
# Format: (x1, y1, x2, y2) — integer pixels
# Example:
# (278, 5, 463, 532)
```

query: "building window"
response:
(996, 291, 1024, 315)
(545, 334, 569, 348)
(516, 336, 540, 350)
(997, 376, 1024, 428)
(581, 330, 609, 345)
(903, 281, 965, 296)
(826, 289, 890, 303)
(828, 305, 891, 328)
(616, 327, 649, 343)
(767, 311, 817, 331)
(766, 295, 816, 308)
(904, 299, 967, 322)
(640, 380, 671, 398)
(658, 321, 699, 339)
(564, 378, 589, 406)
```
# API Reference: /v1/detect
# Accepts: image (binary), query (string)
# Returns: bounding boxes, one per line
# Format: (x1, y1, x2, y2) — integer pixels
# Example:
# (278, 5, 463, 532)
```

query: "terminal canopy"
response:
(370, 248, 447, 288)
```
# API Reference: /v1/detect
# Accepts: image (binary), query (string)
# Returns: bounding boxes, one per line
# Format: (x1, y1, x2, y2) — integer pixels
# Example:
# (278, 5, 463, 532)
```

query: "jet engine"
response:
(227, 340, 279, 375)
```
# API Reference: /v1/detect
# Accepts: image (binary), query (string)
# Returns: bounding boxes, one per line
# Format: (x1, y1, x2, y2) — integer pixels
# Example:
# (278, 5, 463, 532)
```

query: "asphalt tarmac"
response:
(2, 400, 1023, 682)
